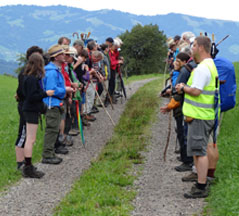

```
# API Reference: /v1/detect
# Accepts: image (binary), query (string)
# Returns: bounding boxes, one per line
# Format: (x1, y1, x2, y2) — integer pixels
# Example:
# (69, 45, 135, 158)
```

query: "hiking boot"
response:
(177, 156, 182, 162)
(84, 114, 96, 121)
(65, 135, 74, 146)
(55, 145, 69, 154)
(82, 117, 91, 126)
(68, 128, 79, 136)
(42, 156, 63, 164)
(90, 106, 99, 114)
(22, 165, 45, 178)
(182, 172, 198, 182)
(184, 183, 209, 199)
(175, 163, 192, 172)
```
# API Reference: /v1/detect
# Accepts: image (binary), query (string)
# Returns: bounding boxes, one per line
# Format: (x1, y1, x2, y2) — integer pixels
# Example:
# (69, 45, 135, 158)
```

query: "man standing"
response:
(42, 45, 66, 164)
(176, 36, 219, 198)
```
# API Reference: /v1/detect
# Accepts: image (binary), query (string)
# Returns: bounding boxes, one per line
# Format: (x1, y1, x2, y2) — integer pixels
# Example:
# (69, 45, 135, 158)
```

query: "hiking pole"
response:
(213, 76, 219, 148)
(163, 110, 172, 161)
(216, 35, 230, 47)
(90, 80, 116, 126)
(162, 58, 169, 88)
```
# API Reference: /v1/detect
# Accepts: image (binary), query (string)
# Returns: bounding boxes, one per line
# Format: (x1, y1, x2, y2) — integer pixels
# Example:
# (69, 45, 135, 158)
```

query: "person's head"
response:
(100, 43, 109, 53)
(78, 49, 89, 62)
(23, 53, 45, 78)
(48, 44, 65, 65)
(181, 32, 195, 45)
(169, 42, 177, 52)
(192, 36, 211, 63)
(64, 47, 78, 64)
(87, 40, 97, 51)
(173, 52, 190, 71)
(92, 50, 104, 63)
(26, 46, 44, 60)
(105, 37, 114, 48)
(58, 37, 71, 45)
(73, 39, 84, 54)
(174, 35, 181, 45)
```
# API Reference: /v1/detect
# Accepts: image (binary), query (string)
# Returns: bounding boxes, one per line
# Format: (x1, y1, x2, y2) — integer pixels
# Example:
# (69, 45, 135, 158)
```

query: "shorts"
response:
(23, 112, 39, 124)
(187, 119, 214, 156)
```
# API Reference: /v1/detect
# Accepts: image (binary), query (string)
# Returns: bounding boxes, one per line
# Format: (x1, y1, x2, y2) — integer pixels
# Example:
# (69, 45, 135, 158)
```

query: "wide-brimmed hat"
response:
(65, 47, 78, 60)
(48, 44, 65, 57)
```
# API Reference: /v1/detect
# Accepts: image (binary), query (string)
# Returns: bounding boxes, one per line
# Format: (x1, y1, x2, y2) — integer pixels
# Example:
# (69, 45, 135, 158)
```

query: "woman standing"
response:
(22, 53, 54, 178)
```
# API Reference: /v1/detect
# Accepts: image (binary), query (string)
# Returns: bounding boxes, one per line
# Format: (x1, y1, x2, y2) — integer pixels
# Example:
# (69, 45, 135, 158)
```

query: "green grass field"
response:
(0, 75, 44, 191)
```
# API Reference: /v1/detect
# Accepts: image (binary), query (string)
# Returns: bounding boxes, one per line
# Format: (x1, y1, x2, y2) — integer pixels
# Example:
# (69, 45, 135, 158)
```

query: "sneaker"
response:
(22, 165, 45, 178)
(42, 156, 63, 164)
(184, 183, 209, 199)
(175, 163, 192, 172)
(68, 128, 79, 136)
(182, 172, 198, 182)
(55, 145, 69, 154)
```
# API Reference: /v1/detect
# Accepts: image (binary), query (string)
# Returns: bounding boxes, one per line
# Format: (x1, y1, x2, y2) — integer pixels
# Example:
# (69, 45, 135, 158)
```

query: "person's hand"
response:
(118, 60, 123, 64)
(15, 94, 19, 101)
(46, 90, 54, 96)
(71, 82, 79, 89)
(160, 106, 170, 114)
(175, 83, 185, 94)
(65, 86, 73, 93)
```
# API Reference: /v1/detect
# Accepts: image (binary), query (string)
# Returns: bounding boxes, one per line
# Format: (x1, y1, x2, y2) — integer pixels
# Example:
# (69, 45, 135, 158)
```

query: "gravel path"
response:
(0, 78, 155, 216)
(131, 97, 205, 216)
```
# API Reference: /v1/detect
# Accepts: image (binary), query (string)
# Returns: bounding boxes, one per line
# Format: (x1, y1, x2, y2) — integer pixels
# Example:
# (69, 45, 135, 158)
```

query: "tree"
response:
(15, 53, 27, 74)
(119, 24, 168, 76)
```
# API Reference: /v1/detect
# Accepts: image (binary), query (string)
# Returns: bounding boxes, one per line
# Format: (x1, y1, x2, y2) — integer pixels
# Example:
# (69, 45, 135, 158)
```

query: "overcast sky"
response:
(0, 0, 238, 22)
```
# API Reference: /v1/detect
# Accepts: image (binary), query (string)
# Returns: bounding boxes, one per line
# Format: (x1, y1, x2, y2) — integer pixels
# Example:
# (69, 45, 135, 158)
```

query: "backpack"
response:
(214, 57, 237, 112)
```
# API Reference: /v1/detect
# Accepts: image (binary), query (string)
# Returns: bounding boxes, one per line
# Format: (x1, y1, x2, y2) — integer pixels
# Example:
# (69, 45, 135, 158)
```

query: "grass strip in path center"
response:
(54, 78, 163, 216)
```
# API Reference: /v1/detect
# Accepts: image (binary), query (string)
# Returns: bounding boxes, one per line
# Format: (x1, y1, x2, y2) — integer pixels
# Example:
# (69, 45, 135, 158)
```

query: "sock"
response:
(17, 161, 24, 169)
(207, 169, 215, 178)
(196, 182, 207, 190)
(25, 157, 32, 166)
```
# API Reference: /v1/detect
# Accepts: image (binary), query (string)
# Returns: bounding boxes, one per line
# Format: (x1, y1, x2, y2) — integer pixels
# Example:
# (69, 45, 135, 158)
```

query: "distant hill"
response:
(0, 59, 18, 76)
(0, 5, 238, 70)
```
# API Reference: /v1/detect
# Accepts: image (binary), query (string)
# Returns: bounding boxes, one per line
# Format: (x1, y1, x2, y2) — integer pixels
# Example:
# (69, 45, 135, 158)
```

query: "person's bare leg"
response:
(196, 155, 209, 184)
(24, 123, 38, 158)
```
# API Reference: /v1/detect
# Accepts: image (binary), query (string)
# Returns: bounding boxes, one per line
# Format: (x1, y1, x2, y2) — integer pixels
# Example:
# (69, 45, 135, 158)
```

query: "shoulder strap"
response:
(184, 63, 193, 73)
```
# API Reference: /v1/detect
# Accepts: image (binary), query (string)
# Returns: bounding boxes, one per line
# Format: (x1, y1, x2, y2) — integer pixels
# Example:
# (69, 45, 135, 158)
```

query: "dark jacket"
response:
(16, 68, 25, 105)
(172, 60, 197, 117)
(22, 75, 47, 113)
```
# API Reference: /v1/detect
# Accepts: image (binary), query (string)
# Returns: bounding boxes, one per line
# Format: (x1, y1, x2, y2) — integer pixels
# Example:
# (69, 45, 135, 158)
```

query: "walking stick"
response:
(163, 110, 172, 161)
(90, 80, 116, 126)
(102, 81, 114, 110)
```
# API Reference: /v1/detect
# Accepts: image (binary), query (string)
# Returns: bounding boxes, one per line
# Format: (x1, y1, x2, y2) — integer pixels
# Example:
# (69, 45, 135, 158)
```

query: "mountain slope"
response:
(0, 5, 238, 64)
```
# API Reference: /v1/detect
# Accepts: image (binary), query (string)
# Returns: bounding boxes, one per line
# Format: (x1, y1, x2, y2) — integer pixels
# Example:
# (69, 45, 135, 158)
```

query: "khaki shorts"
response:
(187, 119, 214, 156)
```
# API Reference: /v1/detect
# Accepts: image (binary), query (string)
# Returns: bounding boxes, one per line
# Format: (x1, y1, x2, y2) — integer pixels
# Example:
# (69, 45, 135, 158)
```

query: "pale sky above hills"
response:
(0, 0, 239, 22)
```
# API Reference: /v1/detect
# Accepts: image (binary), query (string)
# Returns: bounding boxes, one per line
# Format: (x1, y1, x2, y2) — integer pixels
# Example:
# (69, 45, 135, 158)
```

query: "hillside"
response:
(0, 5, 239, 72)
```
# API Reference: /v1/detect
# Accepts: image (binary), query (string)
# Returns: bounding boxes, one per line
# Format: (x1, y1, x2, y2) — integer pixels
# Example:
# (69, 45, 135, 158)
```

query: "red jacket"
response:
(109, 49, 119, 70)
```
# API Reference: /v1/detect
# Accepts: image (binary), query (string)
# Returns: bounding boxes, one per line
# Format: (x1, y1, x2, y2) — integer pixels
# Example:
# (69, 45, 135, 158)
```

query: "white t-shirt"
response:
(191, 59, 212, 90)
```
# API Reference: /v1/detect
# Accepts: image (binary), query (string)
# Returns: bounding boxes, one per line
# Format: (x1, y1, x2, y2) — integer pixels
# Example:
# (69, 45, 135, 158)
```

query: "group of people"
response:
(160, 32, 220, 199)
(14, 36, 125, 178)
(14, 30, 220, 199)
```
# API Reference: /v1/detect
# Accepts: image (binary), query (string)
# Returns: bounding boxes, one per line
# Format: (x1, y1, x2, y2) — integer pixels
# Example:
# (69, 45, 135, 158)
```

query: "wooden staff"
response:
(163, 110, 172, 162)
(90, 80, 115, 126)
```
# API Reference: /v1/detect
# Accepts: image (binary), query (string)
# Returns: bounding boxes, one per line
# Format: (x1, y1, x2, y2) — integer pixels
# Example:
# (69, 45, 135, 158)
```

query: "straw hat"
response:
(48, 44, 65, 57)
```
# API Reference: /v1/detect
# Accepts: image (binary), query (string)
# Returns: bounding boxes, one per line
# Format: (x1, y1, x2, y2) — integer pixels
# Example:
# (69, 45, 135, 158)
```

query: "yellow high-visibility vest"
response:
(183, 58, 219, 120)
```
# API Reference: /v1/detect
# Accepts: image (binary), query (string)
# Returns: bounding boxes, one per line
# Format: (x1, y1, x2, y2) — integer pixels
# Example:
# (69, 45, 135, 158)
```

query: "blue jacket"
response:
(43, 62, 66, 107)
